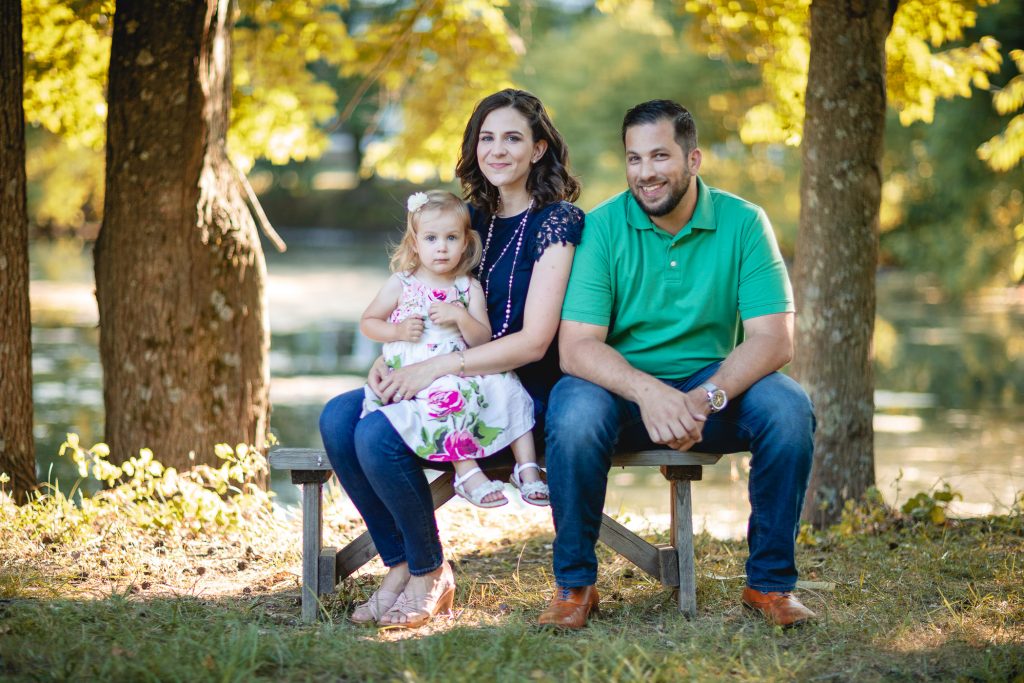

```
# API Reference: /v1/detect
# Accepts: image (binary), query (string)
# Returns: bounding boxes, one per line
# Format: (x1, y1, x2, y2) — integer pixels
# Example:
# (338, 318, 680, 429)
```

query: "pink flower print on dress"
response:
(442, 430, 483, 461)
(426, 389, 465, 419)
(431, 289, 448, 302)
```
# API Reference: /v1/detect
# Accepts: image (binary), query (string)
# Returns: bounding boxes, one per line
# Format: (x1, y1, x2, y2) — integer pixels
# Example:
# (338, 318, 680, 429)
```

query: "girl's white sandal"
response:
(453, 466, 508, 508)
(510, 462, 550, 506)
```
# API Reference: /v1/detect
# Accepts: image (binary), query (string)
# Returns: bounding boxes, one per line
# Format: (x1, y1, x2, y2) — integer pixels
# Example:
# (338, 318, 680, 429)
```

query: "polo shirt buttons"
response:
(670, 260, 678, 267)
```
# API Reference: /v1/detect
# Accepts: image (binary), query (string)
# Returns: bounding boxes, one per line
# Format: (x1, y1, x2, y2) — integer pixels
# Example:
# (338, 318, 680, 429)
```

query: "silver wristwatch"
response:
(700, 382, 728, 413)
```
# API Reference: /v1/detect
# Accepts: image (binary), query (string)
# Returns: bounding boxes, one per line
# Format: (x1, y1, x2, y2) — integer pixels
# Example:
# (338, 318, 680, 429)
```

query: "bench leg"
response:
(300, 480, 323, 622)
(292, 470, 331, 623)
(672, 479, 697, 618)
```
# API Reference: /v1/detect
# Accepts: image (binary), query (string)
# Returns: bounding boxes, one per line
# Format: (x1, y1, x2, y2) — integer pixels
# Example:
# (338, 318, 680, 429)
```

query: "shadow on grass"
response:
(2, 517, 1022, 682)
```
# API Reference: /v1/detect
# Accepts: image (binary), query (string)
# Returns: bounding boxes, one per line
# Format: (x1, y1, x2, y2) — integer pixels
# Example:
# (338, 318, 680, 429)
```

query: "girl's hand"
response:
(367, 356, 390, 397)
(395, 317, 425, 342)
(428, 302, 465, 327)
(377, 357, 444, 404)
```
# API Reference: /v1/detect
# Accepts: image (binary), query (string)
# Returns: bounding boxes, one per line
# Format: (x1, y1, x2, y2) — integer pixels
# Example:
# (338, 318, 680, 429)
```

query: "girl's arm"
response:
(360, 274, 423, 344)
(428, 278, 491, 347)
(377, 244, 574, 401)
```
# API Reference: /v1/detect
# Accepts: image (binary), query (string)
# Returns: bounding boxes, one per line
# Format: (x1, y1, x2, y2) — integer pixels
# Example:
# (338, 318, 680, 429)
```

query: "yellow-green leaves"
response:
(22, 0, 114, 151)
(978, 49, 1024, 172)
(350, 0, 521, 181)
(230, 0, 351, 170)
(675, 0, 1005, 146)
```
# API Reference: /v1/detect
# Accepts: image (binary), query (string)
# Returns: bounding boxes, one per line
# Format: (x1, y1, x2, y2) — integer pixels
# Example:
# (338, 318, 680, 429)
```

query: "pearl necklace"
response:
(478, 200, 534, 339)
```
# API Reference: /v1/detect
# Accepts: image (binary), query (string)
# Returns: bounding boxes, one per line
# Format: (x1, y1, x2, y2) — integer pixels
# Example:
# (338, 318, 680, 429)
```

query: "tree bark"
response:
(96, 0, 269, 470)
(0, 0, 37, 503)
(794, 0, 894, 528)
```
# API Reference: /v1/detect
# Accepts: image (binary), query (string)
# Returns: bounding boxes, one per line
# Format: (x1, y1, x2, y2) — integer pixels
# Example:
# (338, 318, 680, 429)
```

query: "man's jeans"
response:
(545, 363, 815, 592)
(319, 389, 444, 576)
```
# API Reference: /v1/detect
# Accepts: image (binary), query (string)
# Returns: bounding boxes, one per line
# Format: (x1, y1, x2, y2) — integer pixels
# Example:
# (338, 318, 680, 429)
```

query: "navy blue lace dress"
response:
(469, 201, 585, 415)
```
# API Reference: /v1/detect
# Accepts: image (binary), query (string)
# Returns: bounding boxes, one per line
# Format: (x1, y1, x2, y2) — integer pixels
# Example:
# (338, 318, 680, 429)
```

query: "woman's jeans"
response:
(319, 389, 444, 576)
(545, 363, 815, 592)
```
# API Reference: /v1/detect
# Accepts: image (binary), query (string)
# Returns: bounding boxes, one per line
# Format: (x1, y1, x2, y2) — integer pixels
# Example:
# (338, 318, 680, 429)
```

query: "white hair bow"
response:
(407, 192, 429, 212)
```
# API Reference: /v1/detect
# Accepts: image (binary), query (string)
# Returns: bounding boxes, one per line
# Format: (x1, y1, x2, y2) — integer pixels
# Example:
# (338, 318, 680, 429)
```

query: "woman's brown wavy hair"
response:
(456, 89, 580, 213)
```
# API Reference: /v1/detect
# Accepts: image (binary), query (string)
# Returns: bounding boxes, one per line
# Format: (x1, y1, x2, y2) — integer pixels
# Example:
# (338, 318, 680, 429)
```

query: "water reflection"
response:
(27, 241, 1024, 537)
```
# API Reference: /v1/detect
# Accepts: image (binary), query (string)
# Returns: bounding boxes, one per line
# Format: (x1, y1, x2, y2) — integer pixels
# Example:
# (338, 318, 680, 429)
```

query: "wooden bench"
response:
(269, 447, 723, 622)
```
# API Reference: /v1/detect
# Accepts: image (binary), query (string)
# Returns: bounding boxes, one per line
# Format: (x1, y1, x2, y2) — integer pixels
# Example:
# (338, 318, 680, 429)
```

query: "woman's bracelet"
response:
(457, 350, 465, 378)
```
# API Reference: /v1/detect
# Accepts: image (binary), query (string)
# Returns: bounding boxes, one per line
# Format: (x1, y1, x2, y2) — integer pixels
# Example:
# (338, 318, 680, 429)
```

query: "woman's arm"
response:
(377, 243, 574, 402)
(360, 274, 423, 344)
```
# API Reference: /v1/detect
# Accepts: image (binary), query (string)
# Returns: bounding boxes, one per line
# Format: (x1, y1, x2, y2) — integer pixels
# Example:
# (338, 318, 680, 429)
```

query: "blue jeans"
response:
(545, 364, 815, 592)
(319, 389, 444, 576)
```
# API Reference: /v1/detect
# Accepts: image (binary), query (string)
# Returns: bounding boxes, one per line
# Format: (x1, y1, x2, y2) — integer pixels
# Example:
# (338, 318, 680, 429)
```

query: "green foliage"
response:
(677, 0, 1004, 146)
(230, 0, 351, 170)
(20, 0, 520, 232)
(353, 0, 521, 182)
(978, 48, 1024, 171)
(901, 483, 964, 525)
(22, 0, 113, 151)
(834, 486, 892, 536)
(0, 434, 275, 543)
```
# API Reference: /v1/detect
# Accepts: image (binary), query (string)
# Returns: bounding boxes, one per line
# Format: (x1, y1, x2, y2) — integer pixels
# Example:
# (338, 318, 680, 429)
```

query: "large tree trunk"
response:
(794, 0, 894, 528)
(95, 0, 269, 469)
(0, 0, 36, 503)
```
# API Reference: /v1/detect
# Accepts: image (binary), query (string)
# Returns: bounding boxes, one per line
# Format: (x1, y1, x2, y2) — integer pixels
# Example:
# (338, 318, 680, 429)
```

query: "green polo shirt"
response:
(562, 177, 794, 380)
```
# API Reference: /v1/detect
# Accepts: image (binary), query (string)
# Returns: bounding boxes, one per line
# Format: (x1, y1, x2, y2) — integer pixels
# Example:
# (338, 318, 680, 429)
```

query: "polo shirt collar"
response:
(626, 176, 718, 238)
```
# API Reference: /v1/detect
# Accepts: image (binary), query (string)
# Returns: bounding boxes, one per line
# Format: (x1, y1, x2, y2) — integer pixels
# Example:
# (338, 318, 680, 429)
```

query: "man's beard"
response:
(630, 172, 691, 217)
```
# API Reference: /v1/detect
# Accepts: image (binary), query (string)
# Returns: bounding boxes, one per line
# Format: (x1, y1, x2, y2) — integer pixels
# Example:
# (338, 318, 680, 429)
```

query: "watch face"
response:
(710, 390, 727, 411)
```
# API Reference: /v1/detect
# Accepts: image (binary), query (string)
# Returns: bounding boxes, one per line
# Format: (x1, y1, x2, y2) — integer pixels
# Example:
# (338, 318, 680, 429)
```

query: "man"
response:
(539, 100, 816, 629)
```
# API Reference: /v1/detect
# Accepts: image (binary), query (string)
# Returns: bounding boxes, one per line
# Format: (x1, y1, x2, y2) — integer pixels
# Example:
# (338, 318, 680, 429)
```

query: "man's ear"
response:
(689, 147, 702, 174)
(532, 139, 549, 163)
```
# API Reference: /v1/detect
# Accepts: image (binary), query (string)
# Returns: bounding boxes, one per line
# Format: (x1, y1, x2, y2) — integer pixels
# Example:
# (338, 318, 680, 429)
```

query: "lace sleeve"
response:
(531, 202, 585, 262)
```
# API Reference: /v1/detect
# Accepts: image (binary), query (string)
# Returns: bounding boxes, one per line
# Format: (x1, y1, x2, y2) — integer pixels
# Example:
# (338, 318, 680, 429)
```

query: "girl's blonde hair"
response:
(389, 190, 482, 276)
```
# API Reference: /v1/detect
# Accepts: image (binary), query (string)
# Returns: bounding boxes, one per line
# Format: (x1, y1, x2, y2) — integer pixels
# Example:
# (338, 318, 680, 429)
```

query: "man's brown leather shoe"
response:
(537, 585, 599, 629)
(742, 587, 815, 627)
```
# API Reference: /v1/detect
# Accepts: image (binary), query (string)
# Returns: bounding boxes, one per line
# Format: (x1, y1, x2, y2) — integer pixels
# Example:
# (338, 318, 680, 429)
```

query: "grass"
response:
(1, 487, 1023, 682)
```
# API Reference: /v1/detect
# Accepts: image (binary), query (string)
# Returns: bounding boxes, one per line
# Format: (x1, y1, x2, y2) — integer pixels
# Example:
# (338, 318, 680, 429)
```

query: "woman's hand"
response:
(376, 356, 447, 404)
(367, 355, 390, 398)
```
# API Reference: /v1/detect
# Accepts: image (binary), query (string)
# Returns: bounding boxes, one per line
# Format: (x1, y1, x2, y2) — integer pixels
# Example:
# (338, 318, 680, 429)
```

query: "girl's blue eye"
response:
(425, 235, 436, 242)
(448, 235, 458, 241)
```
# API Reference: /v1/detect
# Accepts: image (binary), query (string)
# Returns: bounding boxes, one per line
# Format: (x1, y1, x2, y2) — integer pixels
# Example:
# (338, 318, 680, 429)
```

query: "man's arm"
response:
(559, 310, 794, 452)
(673, 311, 794, 450)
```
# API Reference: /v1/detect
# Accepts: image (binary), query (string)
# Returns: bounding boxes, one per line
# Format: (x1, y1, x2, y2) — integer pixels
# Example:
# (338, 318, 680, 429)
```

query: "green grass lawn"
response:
(2, 493, 1022, 683)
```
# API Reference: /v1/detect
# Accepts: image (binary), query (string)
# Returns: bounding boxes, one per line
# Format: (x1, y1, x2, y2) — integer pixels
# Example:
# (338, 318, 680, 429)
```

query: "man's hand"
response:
(428, 301, 465, 327)
(635, 381, 709, 452)
(395, 317, 424, 342)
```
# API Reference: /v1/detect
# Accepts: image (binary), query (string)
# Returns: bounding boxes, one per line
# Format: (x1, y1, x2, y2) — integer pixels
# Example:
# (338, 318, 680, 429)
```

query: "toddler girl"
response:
(359, 190, 548, 507)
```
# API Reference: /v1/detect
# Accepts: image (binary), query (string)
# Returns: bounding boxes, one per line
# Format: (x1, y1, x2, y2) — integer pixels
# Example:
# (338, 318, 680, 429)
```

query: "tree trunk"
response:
(95, 0, 269, 470)
(794, 0, 894, 528)
(0, 0, 37, 503)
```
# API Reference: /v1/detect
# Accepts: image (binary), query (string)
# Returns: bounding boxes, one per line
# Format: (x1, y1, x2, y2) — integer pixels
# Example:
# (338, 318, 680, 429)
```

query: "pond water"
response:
(27, 234, 1024, 538)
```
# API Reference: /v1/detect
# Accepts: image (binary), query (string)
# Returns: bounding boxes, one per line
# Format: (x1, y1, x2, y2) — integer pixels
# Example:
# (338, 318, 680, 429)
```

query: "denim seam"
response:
(747, 582, 798, 593)
(408, 556, 444, 577)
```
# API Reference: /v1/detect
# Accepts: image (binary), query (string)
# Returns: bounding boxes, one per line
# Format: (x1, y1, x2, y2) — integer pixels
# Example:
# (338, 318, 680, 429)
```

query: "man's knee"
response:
(545, 376, 619, 465)
(548, 374, 618, 444)
(746, 372, 812, 419)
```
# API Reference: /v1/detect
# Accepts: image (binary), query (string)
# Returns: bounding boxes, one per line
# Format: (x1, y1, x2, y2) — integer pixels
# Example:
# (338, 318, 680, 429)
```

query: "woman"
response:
(319, 89, 584, 628)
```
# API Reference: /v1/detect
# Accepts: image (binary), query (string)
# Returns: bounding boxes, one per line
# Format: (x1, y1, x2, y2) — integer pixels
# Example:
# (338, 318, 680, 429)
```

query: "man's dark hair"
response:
(621, 100, 697, 153)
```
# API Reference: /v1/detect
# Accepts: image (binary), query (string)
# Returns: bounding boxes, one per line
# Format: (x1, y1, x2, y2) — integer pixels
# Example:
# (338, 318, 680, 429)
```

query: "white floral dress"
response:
(361, 272, 535, 462)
